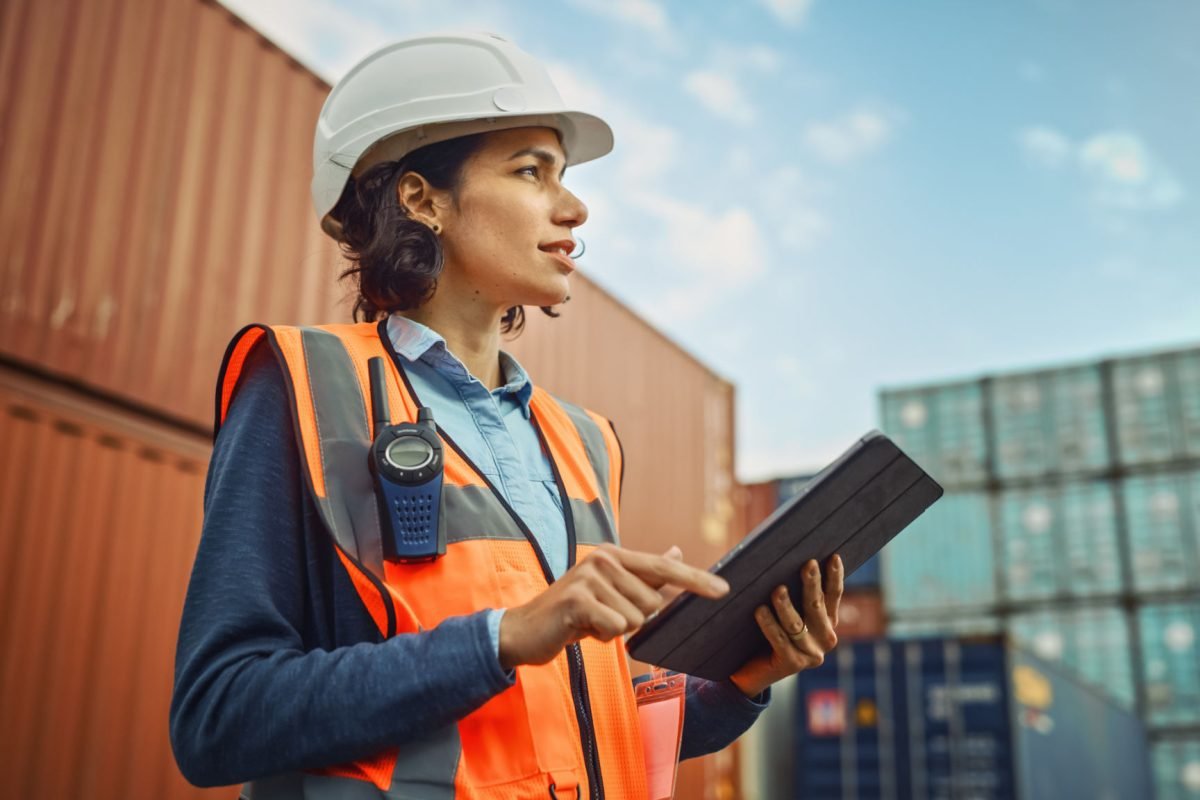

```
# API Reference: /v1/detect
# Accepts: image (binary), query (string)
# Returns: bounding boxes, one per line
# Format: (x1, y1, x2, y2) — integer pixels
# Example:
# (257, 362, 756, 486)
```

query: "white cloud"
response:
(1019, 126, 1185, 212)
(805, 109, 892, 164)
(758, 0, 814, 27)
(683, 70, 757, 125)
(567, 0, 679, 50)
(547, 62, 771, 322)
(1018, 125, 1071, 168)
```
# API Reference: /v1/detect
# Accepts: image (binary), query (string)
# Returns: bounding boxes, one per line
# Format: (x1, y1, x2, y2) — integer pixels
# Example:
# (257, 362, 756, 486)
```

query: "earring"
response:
(431, 223, 441, 234)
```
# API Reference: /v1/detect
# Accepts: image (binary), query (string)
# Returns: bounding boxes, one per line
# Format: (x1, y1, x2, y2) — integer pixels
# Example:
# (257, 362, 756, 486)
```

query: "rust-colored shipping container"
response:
(0, 366, 230, 800)
(0, 0, 344, 428)
(1, 0, 747, 796)
(833, 590, 886, 641)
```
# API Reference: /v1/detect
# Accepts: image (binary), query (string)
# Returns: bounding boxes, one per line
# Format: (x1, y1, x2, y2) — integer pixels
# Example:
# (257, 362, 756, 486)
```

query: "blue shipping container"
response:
(793, 637, 1152, 800)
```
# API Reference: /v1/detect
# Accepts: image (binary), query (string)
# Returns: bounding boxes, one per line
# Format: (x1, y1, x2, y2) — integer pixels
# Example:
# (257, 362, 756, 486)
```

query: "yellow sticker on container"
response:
(856, 698, 878, 727)
(1013, 665, 1053, 710)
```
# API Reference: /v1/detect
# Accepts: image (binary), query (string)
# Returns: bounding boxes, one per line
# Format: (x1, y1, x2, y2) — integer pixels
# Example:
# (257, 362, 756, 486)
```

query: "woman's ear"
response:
(396, 172, 443, 230)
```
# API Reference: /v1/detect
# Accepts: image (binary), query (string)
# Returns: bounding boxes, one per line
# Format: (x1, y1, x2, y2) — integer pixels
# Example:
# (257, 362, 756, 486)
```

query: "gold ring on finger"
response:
(788, 623, 808, 643)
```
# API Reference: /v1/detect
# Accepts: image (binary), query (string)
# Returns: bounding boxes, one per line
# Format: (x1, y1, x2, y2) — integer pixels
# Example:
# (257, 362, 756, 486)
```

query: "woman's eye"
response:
(517, 165, 539, 178)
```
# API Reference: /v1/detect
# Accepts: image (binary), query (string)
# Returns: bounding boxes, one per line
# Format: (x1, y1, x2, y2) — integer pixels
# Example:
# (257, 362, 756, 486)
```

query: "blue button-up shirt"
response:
(386, 314, 570, 650)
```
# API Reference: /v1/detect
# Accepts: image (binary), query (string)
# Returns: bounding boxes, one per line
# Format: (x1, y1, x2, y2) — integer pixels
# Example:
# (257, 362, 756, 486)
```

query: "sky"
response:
(218, 0, 1200, 482)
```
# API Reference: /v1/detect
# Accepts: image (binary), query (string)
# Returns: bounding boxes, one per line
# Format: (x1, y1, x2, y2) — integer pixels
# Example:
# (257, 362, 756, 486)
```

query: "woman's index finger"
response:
(616, 549, 729, 598)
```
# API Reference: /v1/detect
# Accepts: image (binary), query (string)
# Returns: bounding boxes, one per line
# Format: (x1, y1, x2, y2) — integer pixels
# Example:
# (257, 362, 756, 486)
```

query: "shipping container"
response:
(880, 381, 988, 488)
(1123, 470, 1200, 593)
(790, 637, 1152, 800)
(0, 366, 228, 799)
(1153, 734, 1200, 800)
(1112, 352, 1193, 467)
(997, 481, 1123, 601)
(989, 366, 1111, 481)
(1179, 350, 1200, 459)
(1006, 604, 1136, 708)
(836, 591, 887, 642)
(0, 0, 346, 429)
(882, 492, 996, 614)
(1139, 601, 1200, 727)
(889, 616, 1004, 639)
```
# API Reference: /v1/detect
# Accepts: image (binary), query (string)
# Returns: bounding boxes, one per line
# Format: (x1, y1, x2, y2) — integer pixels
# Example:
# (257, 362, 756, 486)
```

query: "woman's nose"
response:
(554, 188, 589, 228)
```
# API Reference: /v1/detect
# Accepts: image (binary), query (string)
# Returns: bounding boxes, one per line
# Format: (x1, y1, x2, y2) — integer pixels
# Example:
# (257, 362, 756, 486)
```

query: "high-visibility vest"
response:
(215, 321, 649, 800)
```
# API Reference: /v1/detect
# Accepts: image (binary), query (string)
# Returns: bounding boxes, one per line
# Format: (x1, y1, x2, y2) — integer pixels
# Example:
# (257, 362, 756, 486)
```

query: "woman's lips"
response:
(542, 248, 576, 272)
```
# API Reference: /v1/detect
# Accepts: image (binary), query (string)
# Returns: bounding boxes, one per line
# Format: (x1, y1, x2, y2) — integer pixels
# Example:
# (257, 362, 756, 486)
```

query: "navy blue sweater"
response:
(169, 344, 767, 787)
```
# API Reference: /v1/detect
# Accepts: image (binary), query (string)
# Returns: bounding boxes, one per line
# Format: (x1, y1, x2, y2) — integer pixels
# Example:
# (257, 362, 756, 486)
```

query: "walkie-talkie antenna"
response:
(367, 357, 390, 438)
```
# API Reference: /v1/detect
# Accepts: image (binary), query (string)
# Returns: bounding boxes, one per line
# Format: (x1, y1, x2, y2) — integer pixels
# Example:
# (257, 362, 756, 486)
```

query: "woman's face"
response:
(434, 127, 589, 310)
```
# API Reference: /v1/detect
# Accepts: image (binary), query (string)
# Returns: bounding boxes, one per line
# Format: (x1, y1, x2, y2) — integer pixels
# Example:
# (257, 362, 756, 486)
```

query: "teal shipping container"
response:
(882, 492, 995, 614)
(1007, 605, 1136, 708)
(880, 382, 988, 489)
(1153, 735, 1200, 800)
(997, 482, 1123, 601)
(1123, 471, 1200, 593)
(1140, 601, 1200, 727)
(890, 616, 1003, 639)
(1113, 351, 1200, 466)
(989, 367, 1111, 481)
(792, 636, 1153, 800)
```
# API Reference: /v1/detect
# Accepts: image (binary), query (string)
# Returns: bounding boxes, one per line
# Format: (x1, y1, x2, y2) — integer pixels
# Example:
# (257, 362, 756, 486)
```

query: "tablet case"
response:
(626, 430, 943, 681)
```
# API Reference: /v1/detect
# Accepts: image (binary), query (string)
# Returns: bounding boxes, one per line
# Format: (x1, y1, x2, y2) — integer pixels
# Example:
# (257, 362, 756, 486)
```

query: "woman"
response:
(170, 32, 843, 799)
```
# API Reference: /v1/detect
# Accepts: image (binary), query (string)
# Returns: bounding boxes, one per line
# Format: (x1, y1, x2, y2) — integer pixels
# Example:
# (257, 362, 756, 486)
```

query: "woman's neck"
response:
(398, 282, 507, 391)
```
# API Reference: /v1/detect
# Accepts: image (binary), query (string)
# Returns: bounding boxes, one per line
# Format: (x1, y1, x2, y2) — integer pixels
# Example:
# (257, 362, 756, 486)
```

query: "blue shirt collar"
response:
(385, 314, 534, 418)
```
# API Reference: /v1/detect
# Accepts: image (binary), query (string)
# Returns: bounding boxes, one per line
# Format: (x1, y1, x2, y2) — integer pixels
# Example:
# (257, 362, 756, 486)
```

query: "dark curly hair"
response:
(329, 133, 562, 335)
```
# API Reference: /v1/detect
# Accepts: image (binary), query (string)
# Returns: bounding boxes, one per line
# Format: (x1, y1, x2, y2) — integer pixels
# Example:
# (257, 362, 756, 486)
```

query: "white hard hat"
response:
(312, 32, 614, 239)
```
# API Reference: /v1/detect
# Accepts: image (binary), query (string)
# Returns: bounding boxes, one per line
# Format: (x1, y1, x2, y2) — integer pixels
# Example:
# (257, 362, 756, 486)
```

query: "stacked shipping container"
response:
(878, 343, 1200, 800)
(792, 636, 1153, 800)
(0, 0, 746, 797)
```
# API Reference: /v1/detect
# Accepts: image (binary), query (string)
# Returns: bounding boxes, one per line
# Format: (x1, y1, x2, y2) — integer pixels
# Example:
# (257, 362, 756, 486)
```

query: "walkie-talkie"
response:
(367, 357, 446, 562)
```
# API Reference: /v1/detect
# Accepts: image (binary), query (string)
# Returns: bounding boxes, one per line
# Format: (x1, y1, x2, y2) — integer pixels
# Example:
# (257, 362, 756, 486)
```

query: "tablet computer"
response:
(626, 429, 943, 681)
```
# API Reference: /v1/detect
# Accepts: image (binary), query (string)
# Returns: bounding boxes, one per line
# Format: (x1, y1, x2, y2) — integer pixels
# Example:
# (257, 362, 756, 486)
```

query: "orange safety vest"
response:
(215, 321, 650, 800)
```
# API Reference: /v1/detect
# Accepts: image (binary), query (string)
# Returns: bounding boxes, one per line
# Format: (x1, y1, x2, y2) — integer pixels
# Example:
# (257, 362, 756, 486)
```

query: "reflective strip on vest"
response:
(214, 321, 648, 799)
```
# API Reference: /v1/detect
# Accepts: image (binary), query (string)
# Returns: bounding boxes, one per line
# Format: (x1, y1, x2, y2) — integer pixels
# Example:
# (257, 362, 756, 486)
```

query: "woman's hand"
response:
(729, 555, 844, 698)
(498, 544, 729, 669)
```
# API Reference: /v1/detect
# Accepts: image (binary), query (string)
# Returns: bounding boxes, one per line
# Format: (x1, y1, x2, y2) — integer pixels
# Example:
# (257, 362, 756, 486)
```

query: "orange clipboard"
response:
(635, 669, 686, 800)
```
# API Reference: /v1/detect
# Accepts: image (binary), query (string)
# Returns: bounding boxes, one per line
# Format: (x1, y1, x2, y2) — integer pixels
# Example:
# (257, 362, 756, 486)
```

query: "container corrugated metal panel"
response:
(836, 591, 886, 641)
(1153, 735, 1200, 800)
(1139, 601, 1200, 727)
(791, 637, 1152, 800)
(1007, 605, 1135, 707)
(1124, 470, 1200, 593)
(889, 616, 1003, 639)
(989, 366, 1110, 480)
(1113, 353, 1191, 466)
(0, 367, 229, 799)
(880, 382, 988, 488)
(735, 479, 782, 539)
(0, 0, 345, 429)
(882, 492, 995, 614)
(1180, 350, 1200, 458)
(997, 482, 1122, 601)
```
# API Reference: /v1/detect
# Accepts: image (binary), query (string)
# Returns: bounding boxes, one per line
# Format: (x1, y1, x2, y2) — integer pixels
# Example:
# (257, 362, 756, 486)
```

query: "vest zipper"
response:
(568, 642, 604, 800)
(380, 329, 606, 798)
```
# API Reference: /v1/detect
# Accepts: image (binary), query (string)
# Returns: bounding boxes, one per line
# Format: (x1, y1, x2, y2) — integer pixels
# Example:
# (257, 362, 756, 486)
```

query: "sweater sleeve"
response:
(169, 344, 515, 788)
(679, 677, 770, 759)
